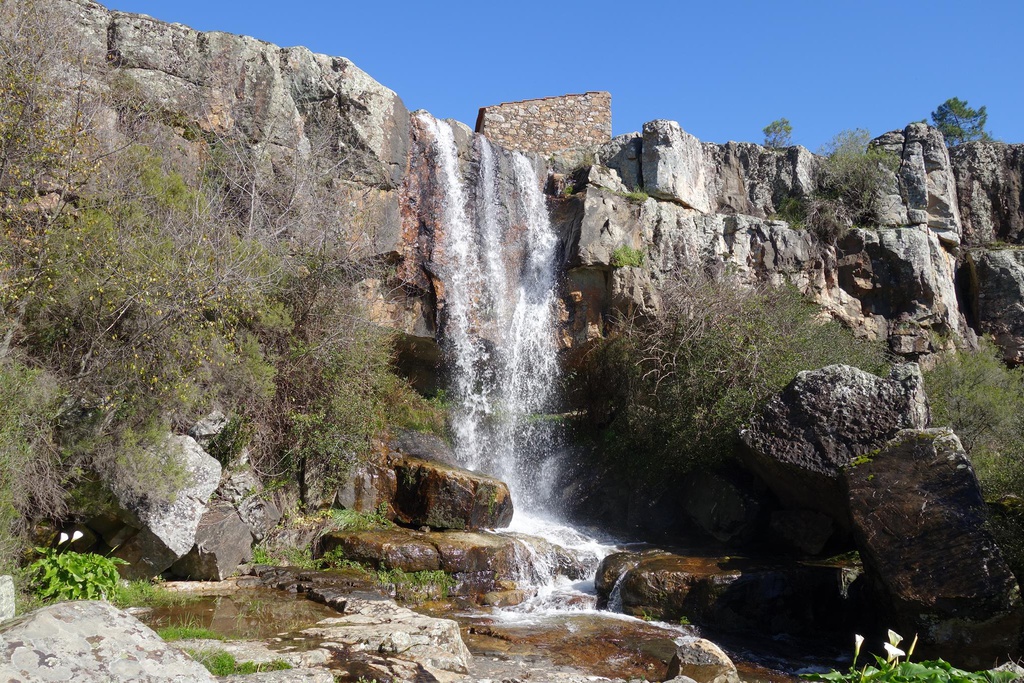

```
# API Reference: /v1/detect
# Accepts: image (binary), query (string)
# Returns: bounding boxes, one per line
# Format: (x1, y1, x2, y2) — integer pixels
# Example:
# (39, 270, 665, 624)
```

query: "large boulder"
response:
(972, 248, 1024, 364)
(642, 120, 711, 212)
(701, 141, 819, 218)
(0, 600, 215, 682)
(170, 502, 253, 580)
(393, 456, 513, 530)
(741, 364, 928, 525)
(218, 466, 282, 542)
(842, 428, 1023, 668)
(109, 434, 222, 579)
(951, 141, 1024, 246)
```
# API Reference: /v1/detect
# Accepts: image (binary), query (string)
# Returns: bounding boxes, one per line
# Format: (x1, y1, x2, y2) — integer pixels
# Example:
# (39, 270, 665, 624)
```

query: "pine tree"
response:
(931, 97, 992, 147)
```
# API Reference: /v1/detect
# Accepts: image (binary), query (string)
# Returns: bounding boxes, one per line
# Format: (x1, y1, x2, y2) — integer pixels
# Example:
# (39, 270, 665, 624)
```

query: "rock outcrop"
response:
(841, 428, 1023, 669)
(0, 576, 13, 622)
(0, 601, 216, 682)
(740, 364, 929, 525)
(665, 638, 741, 683)
(952, 142, 1024, 245)
(170, 502, 253, 581)
(972, 248, 1024, 363)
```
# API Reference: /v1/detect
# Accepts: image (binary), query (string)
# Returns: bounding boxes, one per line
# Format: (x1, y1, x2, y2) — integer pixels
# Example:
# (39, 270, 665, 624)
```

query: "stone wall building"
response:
(475, 92, 612, 156)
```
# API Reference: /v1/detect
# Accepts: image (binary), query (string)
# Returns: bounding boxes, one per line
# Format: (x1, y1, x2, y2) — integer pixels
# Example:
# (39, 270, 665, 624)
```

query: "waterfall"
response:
(418, 114, 560, 511)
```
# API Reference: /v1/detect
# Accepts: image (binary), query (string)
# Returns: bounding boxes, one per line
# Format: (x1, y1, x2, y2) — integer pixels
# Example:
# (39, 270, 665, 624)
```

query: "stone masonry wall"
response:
(475, 92, 611, 157)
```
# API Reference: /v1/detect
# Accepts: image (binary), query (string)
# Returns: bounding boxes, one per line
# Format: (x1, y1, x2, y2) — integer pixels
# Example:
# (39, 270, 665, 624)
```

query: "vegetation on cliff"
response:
(0, 0, 439, 576)
(576, 268, 890, 480)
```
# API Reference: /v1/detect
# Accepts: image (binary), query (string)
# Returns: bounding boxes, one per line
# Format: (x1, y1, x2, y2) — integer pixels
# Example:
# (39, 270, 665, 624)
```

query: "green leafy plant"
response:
(158, 623, 225, 641)
(328, 503, 394, 533)
(622, 189, 649, 204)
(611, 245, 645, 268)
(803, 630, 1014, 683)
(28, 534, 126, 602)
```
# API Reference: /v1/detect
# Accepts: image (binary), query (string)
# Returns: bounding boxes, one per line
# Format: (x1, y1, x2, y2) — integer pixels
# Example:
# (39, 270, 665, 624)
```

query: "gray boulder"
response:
(702, 141, 819, 218)
(596, 132, 643, 190)
(110, 434, 221, 579)
(218, 466, 282, 541)
(952, 141, 1024, 245)
(842, 429, 1023, 668)
(740, 364, 929, 525)
(170, 503, 252, 580)
(642, 120, 711, 212)
(0, 600, 215, 682)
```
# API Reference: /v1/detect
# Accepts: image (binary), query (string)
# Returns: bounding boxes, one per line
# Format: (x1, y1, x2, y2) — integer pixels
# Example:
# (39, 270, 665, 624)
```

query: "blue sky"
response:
(105, 0, 1023, 151)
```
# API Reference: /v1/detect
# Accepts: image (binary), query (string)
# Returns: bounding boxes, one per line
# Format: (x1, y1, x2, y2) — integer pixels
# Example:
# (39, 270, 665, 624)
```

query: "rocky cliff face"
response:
(57, 0, 1024, 368)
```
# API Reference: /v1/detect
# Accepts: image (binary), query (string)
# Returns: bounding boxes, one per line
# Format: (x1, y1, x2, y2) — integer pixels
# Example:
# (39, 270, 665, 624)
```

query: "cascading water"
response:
(417, 112, 618, 614)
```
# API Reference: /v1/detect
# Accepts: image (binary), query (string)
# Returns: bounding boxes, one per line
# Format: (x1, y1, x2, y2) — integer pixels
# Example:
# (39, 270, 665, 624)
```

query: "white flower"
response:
(887, 629, 903, 647)
(883, 642, 905, 662)
(58, 532, 69, 545)
(853, 634, 865, 660)
(71, 530, 84, 542)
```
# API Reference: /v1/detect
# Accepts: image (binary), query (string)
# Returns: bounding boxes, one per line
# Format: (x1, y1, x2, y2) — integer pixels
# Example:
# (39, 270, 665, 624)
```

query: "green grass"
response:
(328, 503, 394, 533)
(376, 567, 455, 602)
(158, 625, 225, 641)
(611, 244, 645, 268)
(110, 580, 199, 609)
(187, 649, 291, 676)
(622, 189, 649, 204)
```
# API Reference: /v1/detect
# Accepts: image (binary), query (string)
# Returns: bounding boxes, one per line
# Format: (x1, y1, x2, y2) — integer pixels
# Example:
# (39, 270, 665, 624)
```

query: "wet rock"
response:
(665, 637, 740, 683)
(973, 248, 1024, 364)
(393, 456, 513, 530)
(0, 576, 13, 621)
(319, 528, 442, 573)
(603, 553, 853, 637)
(108, 434, 222, 579)
(642, 120, 711, 212)
(740, 363, 928, 525)
(301, 596, 472, 674)
(0, 600, 215, 682)
(594, 551, 646, 602)
(842, 428, 1023, 668)
(481, 589, 527, 607)
(170, 502, 252, 580)
(768, 509, 835, 556)
(951, 141, 1024, 245)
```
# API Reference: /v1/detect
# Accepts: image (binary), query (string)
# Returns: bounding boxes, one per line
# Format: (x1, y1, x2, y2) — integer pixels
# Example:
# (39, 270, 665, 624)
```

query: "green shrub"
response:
(28, 546, 126, 602)
(328, 503, 393, 533)
(579, 268, 889, 479)
(807, 129, 900, 242)
(622, 189, 649, 204)
(611, 245, 645, 268)
(187, 649, 291, 676)
(924, 340, 1024, 498)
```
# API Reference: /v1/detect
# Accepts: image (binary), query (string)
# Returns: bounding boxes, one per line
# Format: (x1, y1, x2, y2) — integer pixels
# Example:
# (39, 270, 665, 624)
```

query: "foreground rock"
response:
(301, 596, 471, 676)
(666, 637, 740, 683)
(842, 429, 1023, 668)
(596, 551, 857, 637)
(0, 600, 215, 682)
(740, 364, 929, 525)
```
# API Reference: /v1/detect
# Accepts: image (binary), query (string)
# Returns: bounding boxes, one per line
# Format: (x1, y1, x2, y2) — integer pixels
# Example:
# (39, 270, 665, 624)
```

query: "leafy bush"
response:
(807, 129, 900, 242)
(611, 245, 645, 268)
(924, 340, 1024, 498)
(579, 268, 889, 479)
(763, 118, 793, 148)
(28, 547, 126, 602)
